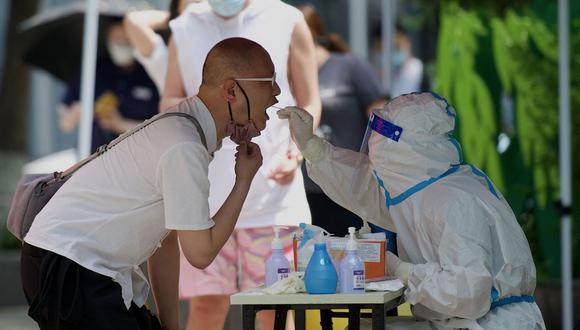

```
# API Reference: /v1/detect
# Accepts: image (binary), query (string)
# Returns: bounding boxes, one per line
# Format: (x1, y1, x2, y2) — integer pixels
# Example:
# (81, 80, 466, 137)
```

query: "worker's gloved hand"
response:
(277, 106, 314, 149)
(386, 251, 412, 286)
(277, 107, 324, 161)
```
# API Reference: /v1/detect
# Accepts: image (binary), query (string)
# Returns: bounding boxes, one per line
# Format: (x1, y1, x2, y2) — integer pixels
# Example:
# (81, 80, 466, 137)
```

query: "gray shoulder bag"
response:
(6, 112, 207, 241)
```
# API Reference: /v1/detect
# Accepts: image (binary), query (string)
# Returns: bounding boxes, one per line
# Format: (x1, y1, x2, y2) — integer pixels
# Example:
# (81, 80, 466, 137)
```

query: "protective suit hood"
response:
(368, 92, 462, 184)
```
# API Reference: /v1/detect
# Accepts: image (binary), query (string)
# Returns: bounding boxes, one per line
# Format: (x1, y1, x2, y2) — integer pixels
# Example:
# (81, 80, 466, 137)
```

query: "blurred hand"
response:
(277, 106, 314, 153)
(235, 142, 263, 183)
(57, 102, 81, 133)
(267, 154, 300, 186)
(97, 106, 125, 134)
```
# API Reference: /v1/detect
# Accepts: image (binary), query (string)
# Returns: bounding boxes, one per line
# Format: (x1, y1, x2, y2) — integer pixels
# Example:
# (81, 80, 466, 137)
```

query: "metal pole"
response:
(78, 0, 99, 158)
(558, 0, 572, 329)
(348, 0, 368, 60)
(381, 0, 395, 93)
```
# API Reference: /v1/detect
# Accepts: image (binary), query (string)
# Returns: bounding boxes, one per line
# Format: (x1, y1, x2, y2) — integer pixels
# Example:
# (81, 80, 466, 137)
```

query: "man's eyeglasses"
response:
(235, 72, 277, 87)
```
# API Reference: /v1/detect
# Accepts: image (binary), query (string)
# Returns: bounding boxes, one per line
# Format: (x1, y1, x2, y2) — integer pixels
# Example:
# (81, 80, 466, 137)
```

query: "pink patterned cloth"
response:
(178, 226, 296, 299)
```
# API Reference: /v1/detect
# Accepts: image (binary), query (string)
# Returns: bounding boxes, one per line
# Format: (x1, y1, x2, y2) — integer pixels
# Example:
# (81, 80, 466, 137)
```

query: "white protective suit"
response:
(279, 92, 545, 329)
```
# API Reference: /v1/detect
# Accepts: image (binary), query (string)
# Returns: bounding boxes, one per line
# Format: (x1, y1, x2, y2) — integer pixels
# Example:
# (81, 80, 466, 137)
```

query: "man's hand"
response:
(235, 142, 262, 183)
(277, 106, 314, 153)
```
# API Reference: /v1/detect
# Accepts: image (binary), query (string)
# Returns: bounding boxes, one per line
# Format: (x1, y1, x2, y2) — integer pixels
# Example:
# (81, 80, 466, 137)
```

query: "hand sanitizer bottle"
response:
(304, 232, 338, 294)
(339, 227, 365, 293)
(265, 226, 291, 287)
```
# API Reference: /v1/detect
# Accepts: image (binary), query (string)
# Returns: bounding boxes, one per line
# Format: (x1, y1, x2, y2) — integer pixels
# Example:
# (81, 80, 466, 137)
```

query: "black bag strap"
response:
(52, 112, 206, 183)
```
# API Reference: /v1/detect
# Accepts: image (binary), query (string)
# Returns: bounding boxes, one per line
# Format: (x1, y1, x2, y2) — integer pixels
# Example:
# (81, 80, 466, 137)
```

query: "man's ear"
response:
(221, 79, 237, 103)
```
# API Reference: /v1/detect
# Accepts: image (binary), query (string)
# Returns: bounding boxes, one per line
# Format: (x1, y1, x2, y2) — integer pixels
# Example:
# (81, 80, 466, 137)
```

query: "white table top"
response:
(230, 288, 404, 306)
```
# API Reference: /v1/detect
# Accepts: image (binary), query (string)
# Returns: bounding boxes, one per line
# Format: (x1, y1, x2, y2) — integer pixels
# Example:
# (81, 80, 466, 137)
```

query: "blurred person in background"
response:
(298, 4, 387, 237)
(391, 25, 423, 97)
(123, 0, 200, 93)
(58, 21, 159, 152)
(161, 0, 321, 329)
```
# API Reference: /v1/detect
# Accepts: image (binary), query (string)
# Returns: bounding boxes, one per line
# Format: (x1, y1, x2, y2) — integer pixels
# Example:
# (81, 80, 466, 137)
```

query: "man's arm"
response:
(178, 143, 262, 268)
(148, 231, 180, 330)
(178, 175, 253, 268)
(160, 38, 186, 112)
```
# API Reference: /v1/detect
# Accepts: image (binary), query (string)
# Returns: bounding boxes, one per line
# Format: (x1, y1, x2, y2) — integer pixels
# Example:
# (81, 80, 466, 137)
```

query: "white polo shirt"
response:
(25, 96, 219, 309)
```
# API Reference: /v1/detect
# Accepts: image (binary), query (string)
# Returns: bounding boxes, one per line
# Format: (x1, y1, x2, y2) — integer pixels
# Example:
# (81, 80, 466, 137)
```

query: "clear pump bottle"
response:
(265, 226, 291, 287)
(339, 227, 365, 293)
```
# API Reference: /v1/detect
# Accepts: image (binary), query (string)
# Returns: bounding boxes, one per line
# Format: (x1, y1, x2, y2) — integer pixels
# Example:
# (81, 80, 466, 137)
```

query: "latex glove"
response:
(386, 251, 412, 286)
(277, 107, 314, 154)
(277, 107, 326, 161)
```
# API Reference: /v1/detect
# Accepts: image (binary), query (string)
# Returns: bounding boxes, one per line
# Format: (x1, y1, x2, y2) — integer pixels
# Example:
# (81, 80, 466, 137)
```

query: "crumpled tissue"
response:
(365, 279, 405, 292)
(262, 272, 306, 295)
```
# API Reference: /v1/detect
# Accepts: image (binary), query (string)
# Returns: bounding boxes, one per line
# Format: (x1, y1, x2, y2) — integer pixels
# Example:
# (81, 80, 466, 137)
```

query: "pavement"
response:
(0, 305, 36, 330)
(0, 303, 241, 330)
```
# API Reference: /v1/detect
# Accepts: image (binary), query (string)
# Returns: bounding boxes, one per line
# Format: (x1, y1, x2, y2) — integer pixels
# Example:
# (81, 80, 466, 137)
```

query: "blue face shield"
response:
(348, 112, 402, 196)
(208, 0, 245, 17)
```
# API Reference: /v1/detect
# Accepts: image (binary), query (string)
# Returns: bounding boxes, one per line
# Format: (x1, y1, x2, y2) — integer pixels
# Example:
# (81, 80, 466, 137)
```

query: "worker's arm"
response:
(147, 231, 180, 330)
(124, 10, 169, 58)
(160, 38, 186, 112)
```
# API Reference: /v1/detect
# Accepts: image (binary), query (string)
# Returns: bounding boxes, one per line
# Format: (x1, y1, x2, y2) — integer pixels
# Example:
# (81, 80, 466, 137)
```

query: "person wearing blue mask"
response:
(278, 92, 545, 329)
(391, 26, 423, 98)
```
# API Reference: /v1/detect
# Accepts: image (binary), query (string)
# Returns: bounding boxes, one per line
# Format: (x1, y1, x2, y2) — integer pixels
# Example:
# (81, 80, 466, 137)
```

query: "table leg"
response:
(348, 305, 361, 330)
(242, 305, 256, 330)
(320, 309, 333, 330)
(274, 307, 288, 330)
(295, 309, 306, 330)
(371, 304, 385, 330)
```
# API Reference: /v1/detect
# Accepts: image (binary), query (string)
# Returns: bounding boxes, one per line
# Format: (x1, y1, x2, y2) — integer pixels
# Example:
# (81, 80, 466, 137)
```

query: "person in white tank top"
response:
(161, 0, 321, 329)
(123, 0, 199, 93)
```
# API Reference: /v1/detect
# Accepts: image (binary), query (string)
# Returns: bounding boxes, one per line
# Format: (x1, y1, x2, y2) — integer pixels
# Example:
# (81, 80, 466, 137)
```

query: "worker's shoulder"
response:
(423, 177, 489, 209)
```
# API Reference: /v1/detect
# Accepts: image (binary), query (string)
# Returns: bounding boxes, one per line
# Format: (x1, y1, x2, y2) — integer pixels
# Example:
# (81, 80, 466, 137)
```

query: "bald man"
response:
(20, 38, 278, 330)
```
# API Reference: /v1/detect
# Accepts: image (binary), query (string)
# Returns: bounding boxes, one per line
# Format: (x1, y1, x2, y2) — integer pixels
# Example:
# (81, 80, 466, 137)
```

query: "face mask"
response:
(208, 0, 245, 17)
(392, 50, 406, 68)
(226, 82, 261, 144)
(108, 43, 134, 67)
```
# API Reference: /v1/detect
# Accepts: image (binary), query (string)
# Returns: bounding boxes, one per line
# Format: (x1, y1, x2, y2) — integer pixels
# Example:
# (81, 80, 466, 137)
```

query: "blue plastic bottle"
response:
(265, 227, 291, 287)
(304, 235, 338, 294)
(340, 227, 365, 293)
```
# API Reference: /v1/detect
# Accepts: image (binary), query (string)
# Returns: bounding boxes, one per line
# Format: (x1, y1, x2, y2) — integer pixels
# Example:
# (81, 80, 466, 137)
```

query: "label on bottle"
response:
(353, 270, 365, 290)
(277, 268, 290, 281)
